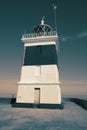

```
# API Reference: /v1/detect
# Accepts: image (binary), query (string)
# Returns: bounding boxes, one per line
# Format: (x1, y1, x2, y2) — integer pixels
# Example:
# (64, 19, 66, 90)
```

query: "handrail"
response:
(22, 31, 57, 39)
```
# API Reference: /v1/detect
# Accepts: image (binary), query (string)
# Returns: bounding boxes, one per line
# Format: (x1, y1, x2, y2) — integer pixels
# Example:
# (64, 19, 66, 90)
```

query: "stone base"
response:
(12, 102, 63, 109)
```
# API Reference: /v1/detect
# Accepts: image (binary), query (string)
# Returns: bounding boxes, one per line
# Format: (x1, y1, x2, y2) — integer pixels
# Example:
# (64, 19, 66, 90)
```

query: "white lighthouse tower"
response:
(16, 18, 62, 108)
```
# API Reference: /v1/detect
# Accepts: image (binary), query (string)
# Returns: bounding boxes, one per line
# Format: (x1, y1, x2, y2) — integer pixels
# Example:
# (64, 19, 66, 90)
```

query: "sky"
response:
(0, 0, 87, 82)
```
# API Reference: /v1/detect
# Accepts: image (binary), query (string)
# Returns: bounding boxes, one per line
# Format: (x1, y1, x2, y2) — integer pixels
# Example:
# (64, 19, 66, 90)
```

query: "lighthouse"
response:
(16, 18, 62, 108)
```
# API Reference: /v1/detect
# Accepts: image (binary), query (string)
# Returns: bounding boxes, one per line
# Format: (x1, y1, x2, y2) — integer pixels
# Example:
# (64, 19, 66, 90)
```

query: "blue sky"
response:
(0, 0, 87, 81)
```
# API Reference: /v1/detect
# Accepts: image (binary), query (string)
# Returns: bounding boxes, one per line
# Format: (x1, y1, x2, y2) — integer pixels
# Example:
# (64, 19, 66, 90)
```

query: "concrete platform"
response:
(0, 101, 87, 130)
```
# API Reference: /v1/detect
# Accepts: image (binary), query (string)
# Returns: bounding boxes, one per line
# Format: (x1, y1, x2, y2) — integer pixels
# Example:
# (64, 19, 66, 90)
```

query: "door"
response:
(34, 88, 40, 104)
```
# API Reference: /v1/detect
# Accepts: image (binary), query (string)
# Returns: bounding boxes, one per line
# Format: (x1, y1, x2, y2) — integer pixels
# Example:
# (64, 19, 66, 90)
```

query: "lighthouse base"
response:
(16, 83, 61, 105)
(12, 102, 63, 109)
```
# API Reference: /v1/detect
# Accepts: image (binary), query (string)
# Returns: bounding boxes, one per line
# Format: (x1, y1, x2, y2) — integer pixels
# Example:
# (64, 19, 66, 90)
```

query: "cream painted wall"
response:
(16, 84, 61, 104)
(16, 85, 34, 103)
(19, 65, 59, 84)
(41, 85, 61, 104)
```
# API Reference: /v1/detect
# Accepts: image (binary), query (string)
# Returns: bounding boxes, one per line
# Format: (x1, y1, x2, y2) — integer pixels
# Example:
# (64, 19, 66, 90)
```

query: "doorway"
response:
(34, 88, 40, 105)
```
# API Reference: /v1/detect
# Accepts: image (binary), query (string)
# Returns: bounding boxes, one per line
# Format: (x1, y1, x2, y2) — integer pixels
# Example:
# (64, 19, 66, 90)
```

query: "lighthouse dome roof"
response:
(33, 17, 53, 33)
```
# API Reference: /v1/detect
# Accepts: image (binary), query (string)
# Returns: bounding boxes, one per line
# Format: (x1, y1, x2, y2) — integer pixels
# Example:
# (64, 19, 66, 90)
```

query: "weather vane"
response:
(52, 3, 57, 32)
(42, 16, 45, 20)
